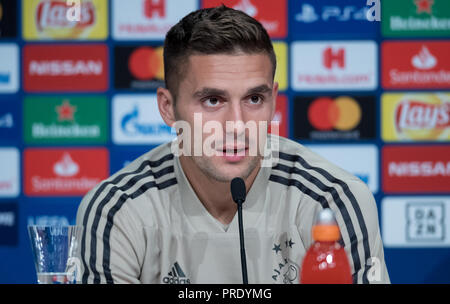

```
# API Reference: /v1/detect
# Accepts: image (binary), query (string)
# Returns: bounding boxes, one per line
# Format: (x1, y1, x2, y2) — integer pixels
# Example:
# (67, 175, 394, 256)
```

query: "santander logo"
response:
(53, 153, 79, 177)
(233, 0, 258, 17)
(411, 46, 437, 70)
(382, 41, 450, 89)
(203, 0, 286, 38)
(24, 148, 108, 196)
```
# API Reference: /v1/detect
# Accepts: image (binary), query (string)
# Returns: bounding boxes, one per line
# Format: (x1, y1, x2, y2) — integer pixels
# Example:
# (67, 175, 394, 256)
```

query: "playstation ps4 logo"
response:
(121, 105, 173, 136)
(295, 3, 369, 23)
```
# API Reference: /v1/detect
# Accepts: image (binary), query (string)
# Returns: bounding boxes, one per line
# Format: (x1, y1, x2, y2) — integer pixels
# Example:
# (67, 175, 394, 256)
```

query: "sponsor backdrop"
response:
(0, 0, 449, 283)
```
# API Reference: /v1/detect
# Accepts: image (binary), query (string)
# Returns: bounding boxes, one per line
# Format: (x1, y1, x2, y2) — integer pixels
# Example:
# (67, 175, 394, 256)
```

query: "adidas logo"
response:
(162, 261, 191, 284)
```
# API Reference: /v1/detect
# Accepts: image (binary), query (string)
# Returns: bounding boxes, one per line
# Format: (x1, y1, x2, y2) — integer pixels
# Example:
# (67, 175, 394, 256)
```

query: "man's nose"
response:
(224, 101, 245, 139)
(225, 100, 244, 122)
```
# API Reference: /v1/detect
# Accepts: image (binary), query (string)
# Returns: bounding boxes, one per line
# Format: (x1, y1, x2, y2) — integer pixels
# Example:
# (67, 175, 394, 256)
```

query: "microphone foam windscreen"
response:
(231, 177, 246, 203)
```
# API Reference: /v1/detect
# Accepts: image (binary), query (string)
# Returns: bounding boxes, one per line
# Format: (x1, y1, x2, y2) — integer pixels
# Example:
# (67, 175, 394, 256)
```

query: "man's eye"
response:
(204, 97, 221, 107)
(249, 95, 263, 104)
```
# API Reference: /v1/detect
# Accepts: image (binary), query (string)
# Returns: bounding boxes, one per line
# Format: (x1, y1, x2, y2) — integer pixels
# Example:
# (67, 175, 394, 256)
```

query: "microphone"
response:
(230, 177, 248, 284)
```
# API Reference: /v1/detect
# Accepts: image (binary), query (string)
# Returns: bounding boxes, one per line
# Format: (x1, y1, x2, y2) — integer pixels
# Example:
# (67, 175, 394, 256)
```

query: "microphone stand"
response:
(231, 177, 248, 284)
(236, 199, 248, 284)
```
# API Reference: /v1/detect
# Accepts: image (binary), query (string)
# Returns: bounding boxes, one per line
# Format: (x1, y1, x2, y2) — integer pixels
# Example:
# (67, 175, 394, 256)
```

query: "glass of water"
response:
(28, 225, 83, 284)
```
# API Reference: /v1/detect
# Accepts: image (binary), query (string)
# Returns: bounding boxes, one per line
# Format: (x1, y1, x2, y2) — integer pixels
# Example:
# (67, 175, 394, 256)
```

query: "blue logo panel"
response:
(0, 202, 18, 246)
(0, 98, 20, 144)
(23, 198, 80, 227)
(289, 0, 379, 38)
(110, 146, 154, 175)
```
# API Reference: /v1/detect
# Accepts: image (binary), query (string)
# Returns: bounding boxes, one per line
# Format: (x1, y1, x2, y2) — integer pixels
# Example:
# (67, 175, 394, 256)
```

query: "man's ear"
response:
(157, 87, 176, 127)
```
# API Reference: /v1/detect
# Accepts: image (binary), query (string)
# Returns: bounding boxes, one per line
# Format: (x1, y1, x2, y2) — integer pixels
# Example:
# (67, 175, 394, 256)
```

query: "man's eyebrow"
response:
(193, 88, 228, 99)
(193, 85, 273, 99)
(245, 84, 273, 96)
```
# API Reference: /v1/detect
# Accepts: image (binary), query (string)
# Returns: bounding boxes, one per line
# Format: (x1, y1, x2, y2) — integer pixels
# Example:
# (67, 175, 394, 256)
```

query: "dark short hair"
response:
(163, 5, 277, 100)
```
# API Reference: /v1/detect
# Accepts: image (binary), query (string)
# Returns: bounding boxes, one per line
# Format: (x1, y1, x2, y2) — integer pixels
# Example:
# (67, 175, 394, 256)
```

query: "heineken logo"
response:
(415, 0, 434, 14)
(24, 96, 108, 144)
(56, 100, 77, 122)
(383, 0, 450, 37)
(389, 15, 450, 32)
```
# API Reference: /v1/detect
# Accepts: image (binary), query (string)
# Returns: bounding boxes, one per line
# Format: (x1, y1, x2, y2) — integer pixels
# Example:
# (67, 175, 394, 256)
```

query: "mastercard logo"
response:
(307, 97, 362, 131)
(128, 46, 164, 81)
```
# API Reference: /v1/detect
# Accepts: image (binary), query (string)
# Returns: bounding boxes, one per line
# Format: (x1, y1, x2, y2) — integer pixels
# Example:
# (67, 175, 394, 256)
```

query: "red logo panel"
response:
(382, 145, 450, 193)
(23, 44, 108, 92)
(382, 41, 450, 89)
(269, 95, 288, 138)
(202, 0, 287, 38)
(24, 148, 109, 196)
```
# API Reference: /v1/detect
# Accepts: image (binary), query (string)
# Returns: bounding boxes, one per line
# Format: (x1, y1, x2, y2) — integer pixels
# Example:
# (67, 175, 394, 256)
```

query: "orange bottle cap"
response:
(312, 224, 340, 242)
(312, 208, 341, 242)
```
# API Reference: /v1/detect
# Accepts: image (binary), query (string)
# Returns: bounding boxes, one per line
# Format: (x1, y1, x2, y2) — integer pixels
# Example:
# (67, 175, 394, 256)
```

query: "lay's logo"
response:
(23, 0, 108, 40)
(382, 93, 450, 141)
(35, 1, 95, 31)
(396, 101, 449, 132)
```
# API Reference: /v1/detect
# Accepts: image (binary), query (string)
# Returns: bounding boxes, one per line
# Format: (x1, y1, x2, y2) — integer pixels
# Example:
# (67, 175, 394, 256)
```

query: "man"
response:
(76, 5, 389, 284)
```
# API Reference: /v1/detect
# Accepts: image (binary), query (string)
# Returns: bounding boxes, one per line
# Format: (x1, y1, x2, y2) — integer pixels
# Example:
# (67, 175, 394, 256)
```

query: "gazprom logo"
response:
(121, 104, 173, 136)
(113, 94, 176, 145)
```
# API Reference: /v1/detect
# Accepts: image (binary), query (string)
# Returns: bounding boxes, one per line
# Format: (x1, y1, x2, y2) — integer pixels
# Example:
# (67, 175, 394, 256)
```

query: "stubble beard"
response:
(173, 107, 263, 183)
(191, 154, 261, 183)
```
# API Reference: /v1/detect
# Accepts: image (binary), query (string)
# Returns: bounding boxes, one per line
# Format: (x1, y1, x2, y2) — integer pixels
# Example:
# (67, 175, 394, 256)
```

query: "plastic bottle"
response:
(300, 208, 352, 284)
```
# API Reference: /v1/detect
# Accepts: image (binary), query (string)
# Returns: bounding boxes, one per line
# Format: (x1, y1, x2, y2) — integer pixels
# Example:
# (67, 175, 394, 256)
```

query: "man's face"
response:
(173, 53, 278, 182)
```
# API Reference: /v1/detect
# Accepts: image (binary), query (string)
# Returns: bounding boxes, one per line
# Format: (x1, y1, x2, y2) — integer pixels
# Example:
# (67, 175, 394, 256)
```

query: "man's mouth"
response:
(223, 147, 246, 153)
(216, 146, 248, 162)
(219, 145, 248, 154)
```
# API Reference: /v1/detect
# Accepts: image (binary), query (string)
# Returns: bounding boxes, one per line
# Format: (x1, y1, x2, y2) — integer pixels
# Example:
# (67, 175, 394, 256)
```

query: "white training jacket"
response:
(76, 135, 390, 284)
